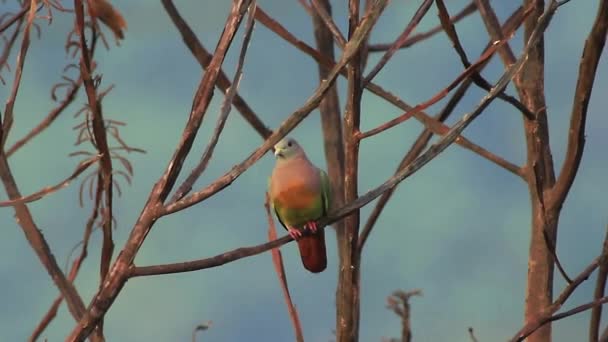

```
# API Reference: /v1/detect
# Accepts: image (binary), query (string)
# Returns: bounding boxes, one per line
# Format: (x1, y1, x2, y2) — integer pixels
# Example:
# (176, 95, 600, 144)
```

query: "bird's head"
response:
(274, 137, 305, 160)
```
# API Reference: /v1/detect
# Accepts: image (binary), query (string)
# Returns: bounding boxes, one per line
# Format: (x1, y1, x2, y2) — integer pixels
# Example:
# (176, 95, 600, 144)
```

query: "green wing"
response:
(319, 169, 330, 216)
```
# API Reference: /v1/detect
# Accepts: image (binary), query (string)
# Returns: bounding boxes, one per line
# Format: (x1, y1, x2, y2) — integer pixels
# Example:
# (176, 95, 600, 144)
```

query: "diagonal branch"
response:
(367, 1, 477, 52)
(161, 0, 271, 140)
(6, 79, 82, 157)
(363, 0, 433, 86)
(0, 155, 100, 207)
(265, 194, 304, 342)
(74, 0, 115, 284)
(170, 3, 257, 203)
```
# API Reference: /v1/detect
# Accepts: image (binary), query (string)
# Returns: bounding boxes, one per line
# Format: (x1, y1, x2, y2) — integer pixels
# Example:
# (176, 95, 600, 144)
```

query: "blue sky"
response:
(1, 1, 607, 341)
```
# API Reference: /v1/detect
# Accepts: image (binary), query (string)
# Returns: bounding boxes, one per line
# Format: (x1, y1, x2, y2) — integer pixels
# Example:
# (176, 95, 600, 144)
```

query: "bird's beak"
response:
(274, 147, 283, 157)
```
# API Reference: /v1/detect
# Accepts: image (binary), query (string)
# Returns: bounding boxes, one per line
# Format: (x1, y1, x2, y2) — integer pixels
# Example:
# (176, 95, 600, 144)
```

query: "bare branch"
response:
(0, 155, 100, 207)
(367, 1, 477, 52)
(548, 0, 608, 210)
(170, 2, 257, 203)
(363, 0, 433, 86)
(161, 0, 271, 139)
(265, 194, 304, 342)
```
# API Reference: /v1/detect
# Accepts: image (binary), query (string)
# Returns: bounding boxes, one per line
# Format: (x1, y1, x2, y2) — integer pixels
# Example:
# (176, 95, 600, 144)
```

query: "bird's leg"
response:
(303, 221, 318, 233)
(287, 226, 303, 240)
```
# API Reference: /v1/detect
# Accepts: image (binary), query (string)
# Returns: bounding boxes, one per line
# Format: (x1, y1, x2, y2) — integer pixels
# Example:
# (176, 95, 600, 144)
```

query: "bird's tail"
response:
(296, 229, 327, 273)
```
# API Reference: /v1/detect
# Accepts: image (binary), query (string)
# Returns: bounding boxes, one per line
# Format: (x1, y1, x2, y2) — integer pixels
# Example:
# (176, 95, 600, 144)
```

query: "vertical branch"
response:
(73, 0, 115, 282)
(265, 194, 304, 342)
(337, 1, 363, 341)
(518, 1, 557, 340)
(309, 1, 349, 336)
(590, 227, 608, 342)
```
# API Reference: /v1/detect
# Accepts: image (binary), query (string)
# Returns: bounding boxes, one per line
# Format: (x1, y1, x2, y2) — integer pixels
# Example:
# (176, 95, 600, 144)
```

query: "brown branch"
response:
(357, 36, 515, 140)
(0, 155, 100, 207)
(74, 0, 115, 286)
(548, 0, 608, 211)
(161, 0, 271, 140)
(310, 0, 346, 47)
(363, 0, 433, 86)
(590, 227, 608, 341)
(265, 194, 304, 342)
(435, 0, 534, 120)
(336, 1, 364, 340)
(29, 188, 101, 342)
(0, 3, 30, 34)
(516, 296, 608, 342)
(367, 1, 476, 52)
(1, 0, 36, 149)
(6, 79, 82, 157)
(170, 3, 257, 203)
(255, 5, 524, 178)
(510, 256, 602, 341)
(0, 151, 94, 337)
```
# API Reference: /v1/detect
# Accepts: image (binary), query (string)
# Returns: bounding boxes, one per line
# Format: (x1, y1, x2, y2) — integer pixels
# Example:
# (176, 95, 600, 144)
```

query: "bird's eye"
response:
(287, 141, 293, 147)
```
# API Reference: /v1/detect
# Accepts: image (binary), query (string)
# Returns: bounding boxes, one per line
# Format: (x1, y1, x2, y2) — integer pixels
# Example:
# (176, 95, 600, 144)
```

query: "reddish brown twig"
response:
(0, 3, 30, 34)
(29, 185, 102, 342)
(363, 0, 433, 86)
(265, 194, 304, 342)
(367, 1, 477, 52)
(170, 3, 257, 203)
(357, 36, 513, 140)
(310, 0, 346, 47)
(74, 0, 115, 285)
(548, 0, 608, 211)
(435, 0, 534, 120)
(1, 0, 36, 149)
(161, 0, 271, 140)
(0, 155, 100, 207)
(6, 79, 82, 157)
(590, 227, 608, 341)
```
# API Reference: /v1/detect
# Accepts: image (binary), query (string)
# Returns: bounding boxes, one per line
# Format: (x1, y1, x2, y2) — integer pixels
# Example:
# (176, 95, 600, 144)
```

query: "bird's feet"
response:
(287, 226, 303, 240)
(303, 221, 318, 233)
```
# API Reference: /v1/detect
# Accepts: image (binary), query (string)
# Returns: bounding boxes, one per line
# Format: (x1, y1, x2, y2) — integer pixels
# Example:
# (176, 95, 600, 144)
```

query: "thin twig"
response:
(0, 155, 100, 207)
(161, 0, 271, 140)
(363, 0, 433, 86)
(6, 80, 82, 157)
(265, 194, 304, 342)
(590, 226, 608, 341)
(367, 1, 477, 52)
(170, 2, 257, 203)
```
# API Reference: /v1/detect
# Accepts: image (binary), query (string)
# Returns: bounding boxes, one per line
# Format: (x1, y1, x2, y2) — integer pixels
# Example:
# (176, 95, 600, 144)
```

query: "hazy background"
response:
(1, 1, 607, 341)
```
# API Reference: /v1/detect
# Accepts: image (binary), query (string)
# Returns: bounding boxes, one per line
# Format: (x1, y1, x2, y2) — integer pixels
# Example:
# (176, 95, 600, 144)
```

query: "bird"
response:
(268, 137, 330, 273)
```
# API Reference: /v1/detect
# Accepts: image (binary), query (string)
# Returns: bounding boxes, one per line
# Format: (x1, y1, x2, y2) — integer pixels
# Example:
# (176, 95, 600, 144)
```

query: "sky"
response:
(1, 0, 607, 341)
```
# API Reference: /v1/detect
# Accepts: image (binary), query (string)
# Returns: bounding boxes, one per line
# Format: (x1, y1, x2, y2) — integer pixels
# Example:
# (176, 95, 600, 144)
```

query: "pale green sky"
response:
(1, 1, 607, 341)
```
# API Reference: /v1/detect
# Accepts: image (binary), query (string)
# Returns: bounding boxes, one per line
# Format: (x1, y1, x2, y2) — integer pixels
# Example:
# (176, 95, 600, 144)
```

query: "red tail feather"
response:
(296, 230, 327, 273)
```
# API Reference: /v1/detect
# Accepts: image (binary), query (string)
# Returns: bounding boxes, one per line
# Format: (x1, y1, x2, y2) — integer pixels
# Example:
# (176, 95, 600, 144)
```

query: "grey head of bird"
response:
(274, 137, 306, 161)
